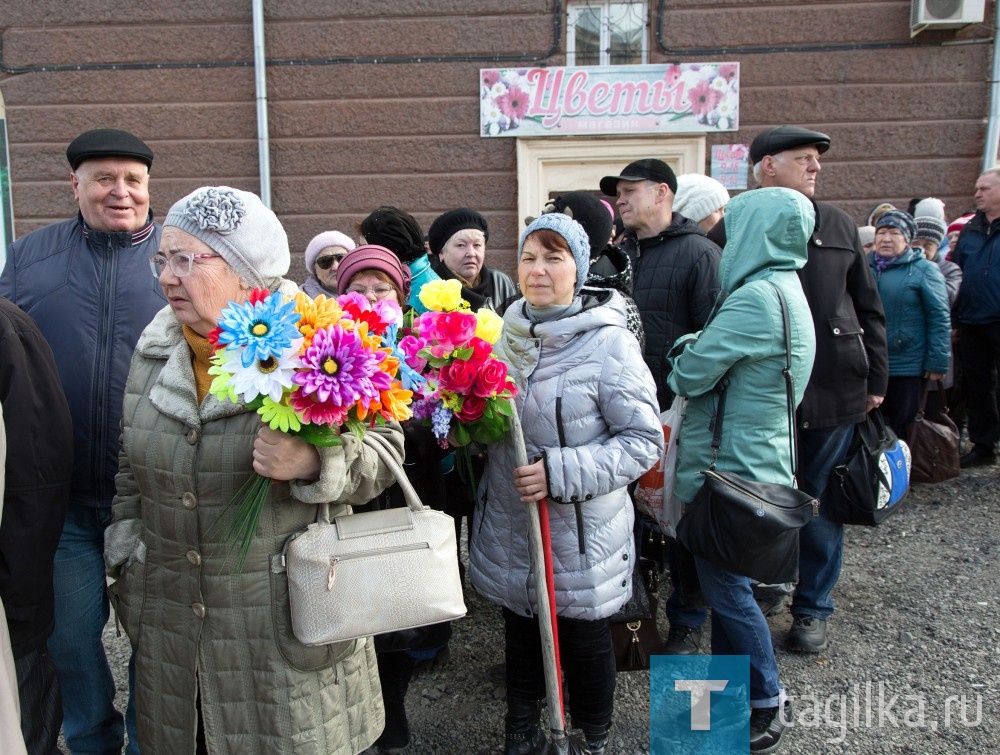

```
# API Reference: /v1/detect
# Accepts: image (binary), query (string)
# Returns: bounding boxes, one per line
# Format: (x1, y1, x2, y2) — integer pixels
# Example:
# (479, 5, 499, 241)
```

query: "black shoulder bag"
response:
(676, 283, 819, 585)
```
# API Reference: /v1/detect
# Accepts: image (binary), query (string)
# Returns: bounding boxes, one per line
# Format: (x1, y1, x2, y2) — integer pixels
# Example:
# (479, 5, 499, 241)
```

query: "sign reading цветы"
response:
(480, 63, 739, 138)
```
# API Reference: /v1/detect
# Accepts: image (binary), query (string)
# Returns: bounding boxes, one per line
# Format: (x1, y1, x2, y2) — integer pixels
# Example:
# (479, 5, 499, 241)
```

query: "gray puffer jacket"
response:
(469, 289, 662, 620)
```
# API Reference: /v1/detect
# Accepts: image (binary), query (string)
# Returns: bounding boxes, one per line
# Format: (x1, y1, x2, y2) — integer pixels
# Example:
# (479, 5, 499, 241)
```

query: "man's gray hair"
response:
(980, 165, 1000, 181)
(751, 152, 786, 187)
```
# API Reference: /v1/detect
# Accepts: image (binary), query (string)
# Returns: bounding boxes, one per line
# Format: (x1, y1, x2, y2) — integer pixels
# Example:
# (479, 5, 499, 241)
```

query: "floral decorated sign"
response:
(480, 63, 739, 137)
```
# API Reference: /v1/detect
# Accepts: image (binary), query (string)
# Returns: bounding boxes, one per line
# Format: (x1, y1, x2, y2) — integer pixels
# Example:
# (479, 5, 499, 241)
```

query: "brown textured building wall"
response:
(0, 1, 995, 280)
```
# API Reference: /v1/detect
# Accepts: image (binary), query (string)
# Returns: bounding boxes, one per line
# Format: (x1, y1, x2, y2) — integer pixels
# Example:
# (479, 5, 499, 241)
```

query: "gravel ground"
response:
(99, 465, 999, 754)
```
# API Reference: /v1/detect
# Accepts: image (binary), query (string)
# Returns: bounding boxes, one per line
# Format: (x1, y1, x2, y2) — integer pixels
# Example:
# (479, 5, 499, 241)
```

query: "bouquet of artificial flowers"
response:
(398, 279, 518, 447)
(208, 288, 413, 567)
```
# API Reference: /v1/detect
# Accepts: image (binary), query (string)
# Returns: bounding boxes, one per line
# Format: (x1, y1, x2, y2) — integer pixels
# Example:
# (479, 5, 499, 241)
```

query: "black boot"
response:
(504, 697, 543, 755)
(375, 651, 415, 753)
(580, 723, 611, 755)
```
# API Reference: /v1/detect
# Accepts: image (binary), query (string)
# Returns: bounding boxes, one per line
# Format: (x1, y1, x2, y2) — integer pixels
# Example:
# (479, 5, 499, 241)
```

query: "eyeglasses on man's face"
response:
(346, 284, 396, 299)
(149, 252, 221, 278)
(315, 254, 345, 271)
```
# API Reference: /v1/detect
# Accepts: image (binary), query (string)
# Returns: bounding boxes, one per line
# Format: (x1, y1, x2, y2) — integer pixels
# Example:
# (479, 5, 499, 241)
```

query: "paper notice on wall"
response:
(711, 143, 750, 191)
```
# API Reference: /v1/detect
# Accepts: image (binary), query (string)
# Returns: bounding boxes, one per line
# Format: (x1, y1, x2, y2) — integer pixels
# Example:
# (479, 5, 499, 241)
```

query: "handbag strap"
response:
(316, 431, 426, 523)
(708, 282, 800, 479)
(915, 379, 948, 419)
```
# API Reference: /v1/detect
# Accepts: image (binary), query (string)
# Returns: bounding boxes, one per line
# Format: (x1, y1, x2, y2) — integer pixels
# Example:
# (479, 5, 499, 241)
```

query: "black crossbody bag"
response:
(676, 283, 818, 584)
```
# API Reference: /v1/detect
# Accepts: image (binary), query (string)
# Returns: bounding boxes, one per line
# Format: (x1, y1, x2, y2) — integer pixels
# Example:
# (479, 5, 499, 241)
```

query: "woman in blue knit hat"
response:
(470, 213, 663, 755)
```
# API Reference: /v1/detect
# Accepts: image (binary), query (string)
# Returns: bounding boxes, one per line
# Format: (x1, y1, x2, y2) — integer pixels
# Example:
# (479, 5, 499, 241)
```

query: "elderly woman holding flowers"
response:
(468, 213, 662, 755)
(103, 186, 405, 755)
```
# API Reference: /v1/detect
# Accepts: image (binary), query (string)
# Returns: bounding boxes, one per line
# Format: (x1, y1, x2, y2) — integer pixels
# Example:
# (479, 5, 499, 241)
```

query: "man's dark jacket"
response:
(0, 296, 73, 656)
(952, 211, 1000, 326)
(0, 214, 165, 508)
(709, 199, 888, 428)
(621, 213, 721, 409)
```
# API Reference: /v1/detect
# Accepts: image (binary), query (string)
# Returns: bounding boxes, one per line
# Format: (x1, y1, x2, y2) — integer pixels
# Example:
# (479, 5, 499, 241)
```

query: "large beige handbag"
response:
(282, 431, 467, 646)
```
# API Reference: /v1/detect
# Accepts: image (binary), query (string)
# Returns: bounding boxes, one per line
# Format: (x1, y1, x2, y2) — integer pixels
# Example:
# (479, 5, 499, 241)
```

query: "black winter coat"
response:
(709, 199, 887, 428)
(620, 214, 722, 409)
(0, 297, 73, 655)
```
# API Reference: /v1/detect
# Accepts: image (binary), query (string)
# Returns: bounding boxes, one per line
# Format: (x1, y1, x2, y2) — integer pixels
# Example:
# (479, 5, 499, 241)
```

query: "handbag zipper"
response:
(704, 470, 818, 516)
(327, 542, 431, 591)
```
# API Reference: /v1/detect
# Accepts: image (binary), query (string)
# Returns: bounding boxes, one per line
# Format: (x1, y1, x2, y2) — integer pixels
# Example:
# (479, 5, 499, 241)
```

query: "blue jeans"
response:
(693, 556, 783, 708)
(791, 424, 853, 620)
(48, 504, 139, 754)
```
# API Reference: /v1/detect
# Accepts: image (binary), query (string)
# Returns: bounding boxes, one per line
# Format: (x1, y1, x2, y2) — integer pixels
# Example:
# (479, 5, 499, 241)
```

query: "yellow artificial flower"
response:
(293, 292, 343, 349)
(475, 307, 504, 344)
(258, 396, 302, 433)
(441, 390, 463, 412)
(418, 279, 467, 312)
(380, 384, 414, 422)
(208, 356, 240, 403)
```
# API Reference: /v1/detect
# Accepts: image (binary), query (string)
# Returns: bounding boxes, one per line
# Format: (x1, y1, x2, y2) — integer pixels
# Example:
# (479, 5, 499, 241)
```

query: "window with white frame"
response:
(567, 1, 648, 66)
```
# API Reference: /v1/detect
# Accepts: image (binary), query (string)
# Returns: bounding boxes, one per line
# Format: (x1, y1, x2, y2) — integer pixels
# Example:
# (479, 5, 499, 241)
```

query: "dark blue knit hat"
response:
(875, 210, 917, 244)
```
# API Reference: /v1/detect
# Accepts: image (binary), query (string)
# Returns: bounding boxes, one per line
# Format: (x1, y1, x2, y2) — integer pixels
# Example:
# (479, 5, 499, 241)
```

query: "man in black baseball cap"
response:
(600, 155, 721, 657)
(0, 125, 162, 754)
(599, 158, 678, 196)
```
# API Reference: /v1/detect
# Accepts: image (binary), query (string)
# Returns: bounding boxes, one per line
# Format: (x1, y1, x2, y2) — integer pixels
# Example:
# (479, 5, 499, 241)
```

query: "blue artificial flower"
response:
(218, 291, 303, 368)
(431, 404, 453, 441)
(383, 323, 427, 393)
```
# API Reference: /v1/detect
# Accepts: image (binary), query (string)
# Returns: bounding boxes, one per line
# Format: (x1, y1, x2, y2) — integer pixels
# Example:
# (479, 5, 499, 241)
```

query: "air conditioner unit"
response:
(911, 0, 986, 36)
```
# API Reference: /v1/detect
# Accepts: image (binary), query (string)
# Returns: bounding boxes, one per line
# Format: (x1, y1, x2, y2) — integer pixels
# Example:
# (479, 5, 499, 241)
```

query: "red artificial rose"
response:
(456, 394, 487, 422)
(473, 357, 509, 398)
(438, 359, 478, 394)
(465, 337, 494, 368)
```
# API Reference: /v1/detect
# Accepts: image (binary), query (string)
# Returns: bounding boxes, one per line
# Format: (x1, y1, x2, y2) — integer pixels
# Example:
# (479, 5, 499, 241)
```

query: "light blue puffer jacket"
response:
(469, 289, 663, 620)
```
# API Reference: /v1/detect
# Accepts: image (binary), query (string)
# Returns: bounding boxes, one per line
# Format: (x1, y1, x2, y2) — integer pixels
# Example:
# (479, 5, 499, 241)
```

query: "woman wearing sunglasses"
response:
(301, 230, 357, 298)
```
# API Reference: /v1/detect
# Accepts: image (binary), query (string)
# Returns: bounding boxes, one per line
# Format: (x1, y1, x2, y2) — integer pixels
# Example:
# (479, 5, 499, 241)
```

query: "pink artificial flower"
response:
(473, 358, 510, 398)
(688, 80, 721, 119)
(398, 334, 428, 372)
(465, 337, 494, 369)
(498, 86, 530, 124)
(456, 395, 487, 422)
(338, 293, 400, 336)
(438, 359, 478, 394)
(418, 310, 478, 355)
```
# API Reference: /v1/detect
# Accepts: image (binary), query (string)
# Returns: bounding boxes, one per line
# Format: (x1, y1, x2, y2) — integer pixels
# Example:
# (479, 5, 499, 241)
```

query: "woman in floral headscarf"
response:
(104, 186, 404, 755)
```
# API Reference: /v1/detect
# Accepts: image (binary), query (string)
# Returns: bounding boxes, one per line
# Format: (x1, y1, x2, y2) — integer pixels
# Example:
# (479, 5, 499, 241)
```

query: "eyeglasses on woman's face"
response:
(346, 284, 396, 299)
(149, 252, 221, 278)
(315, 254, 345, 271)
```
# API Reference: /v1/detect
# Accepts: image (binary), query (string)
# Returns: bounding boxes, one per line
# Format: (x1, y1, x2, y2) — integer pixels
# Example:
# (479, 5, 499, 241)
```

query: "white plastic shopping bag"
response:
(634, 395, 686, 537)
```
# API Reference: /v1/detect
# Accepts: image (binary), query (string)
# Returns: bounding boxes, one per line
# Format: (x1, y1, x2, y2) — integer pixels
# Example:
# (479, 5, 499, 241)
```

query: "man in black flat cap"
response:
(601, 158, 721, 656)
(0, 127, 165, 755)
(709, 126, 888, 659)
